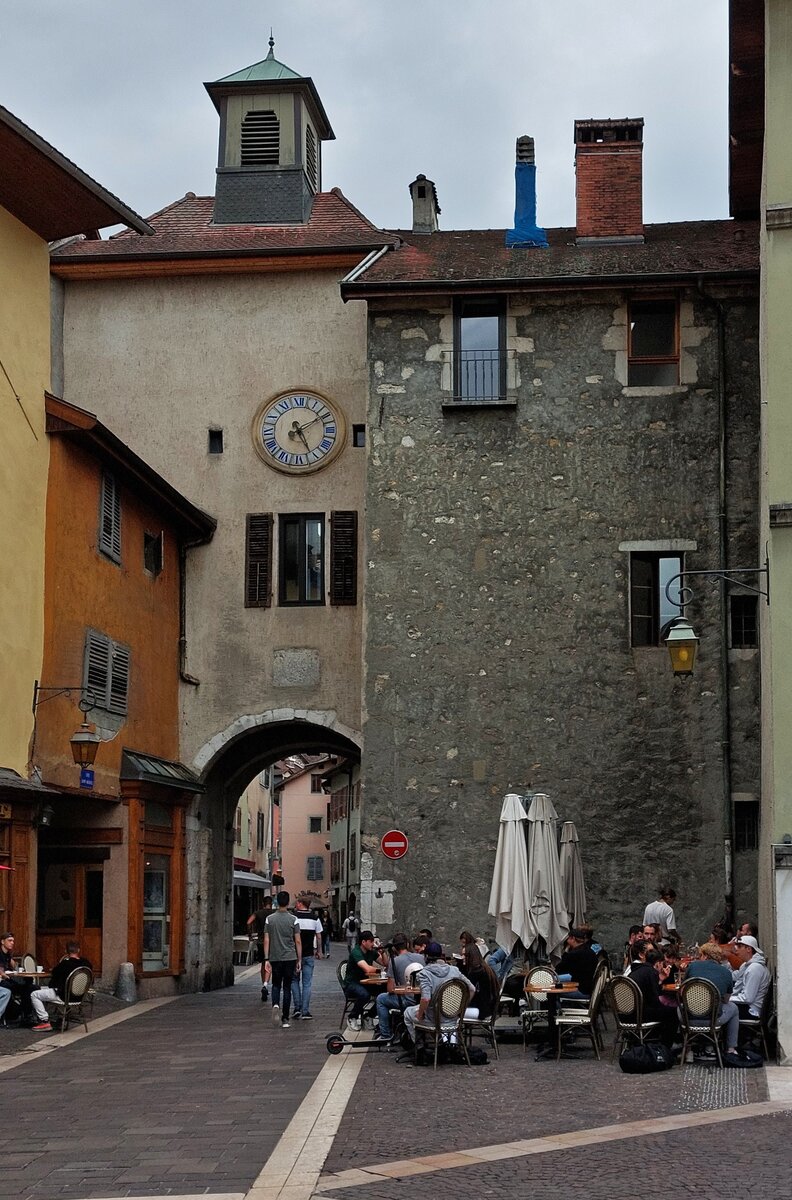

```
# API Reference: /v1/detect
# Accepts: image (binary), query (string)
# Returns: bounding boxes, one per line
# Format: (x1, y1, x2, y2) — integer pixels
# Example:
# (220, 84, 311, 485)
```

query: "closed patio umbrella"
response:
(559, 821, 587, 928)
(488, 793, 533, 953)
(526, 792, 569, 961)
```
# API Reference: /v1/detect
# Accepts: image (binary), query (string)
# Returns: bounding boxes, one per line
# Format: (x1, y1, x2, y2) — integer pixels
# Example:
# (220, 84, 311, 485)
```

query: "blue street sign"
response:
(79, 767, 95, 790)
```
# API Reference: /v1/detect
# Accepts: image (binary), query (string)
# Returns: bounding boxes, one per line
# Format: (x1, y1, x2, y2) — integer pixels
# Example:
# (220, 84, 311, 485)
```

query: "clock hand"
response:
(295, 415, 321, 434)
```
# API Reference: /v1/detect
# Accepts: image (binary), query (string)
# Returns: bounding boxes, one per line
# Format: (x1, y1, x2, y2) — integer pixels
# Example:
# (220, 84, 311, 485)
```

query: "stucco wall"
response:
(361, 287, 760, 951)
(0, 206, 50, 774)
(280, 769, 329, 899)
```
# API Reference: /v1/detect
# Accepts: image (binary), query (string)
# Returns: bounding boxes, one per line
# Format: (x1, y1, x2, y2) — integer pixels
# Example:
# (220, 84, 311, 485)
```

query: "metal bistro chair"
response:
(738, 978, 773, 1060)
(463, 977, 501, 1060)
(554, 964, 609, 1061)
(47, 966, 94, 1033)
(678, 976, 724, 1068)
(412, 977, 472, 1070)
(606, 975, 662, 1059)
(521, 965, 557, 1051)
(336, 960, 354, 1026)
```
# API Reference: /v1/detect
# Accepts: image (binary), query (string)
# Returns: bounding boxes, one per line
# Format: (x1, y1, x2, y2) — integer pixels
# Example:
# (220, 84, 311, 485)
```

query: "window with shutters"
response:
(99, 472, 121, 563)
(330, 511, 358, 606)
(241, 110, 279, 165)
(305, 123, 318, 189)
(279, 513, 324, 605)
(83, 629, 131, 715)
(245, 513, 273, 608)
(307, 855, 324, 882)
(143, 531, 164, 577)
(629, 552, 683, 647)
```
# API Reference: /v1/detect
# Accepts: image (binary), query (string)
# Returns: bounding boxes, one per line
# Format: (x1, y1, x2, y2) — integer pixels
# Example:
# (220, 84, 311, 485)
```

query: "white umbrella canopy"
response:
(526, 792, 569, 960)
(559, 820, 587, 928)
(488, 793, 533, 953)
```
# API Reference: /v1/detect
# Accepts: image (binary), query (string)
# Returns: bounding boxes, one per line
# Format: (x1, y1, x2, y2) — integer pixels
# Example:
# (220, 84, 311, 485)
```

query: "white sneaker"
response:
(271, 1003, 280, 1027)
(347, 1016, 362, 1031)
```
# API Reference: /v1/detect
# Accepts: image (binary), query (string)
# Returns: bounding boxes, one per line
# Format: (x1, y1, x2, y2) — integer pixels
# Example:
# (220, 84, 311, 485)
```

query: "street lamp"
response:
(663, 557, 770, 676)
(69, 721, 101, 766)
(32, 682, 101, 768)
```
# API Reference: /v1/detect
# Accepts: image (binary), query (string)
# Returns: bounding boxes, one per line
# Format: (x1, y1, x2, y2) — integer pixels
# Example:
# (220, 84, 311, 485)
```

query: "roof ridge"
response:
(112, 193, 212, 239)
(329, 186, 392, 238)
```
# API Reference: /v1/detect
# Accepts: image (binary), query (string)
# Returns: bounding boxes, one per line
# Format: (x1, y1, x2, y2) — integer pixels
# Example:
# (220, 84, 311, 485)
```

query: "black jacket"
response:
(49, 956, 92, 1000)
(555, 944, 599, 995)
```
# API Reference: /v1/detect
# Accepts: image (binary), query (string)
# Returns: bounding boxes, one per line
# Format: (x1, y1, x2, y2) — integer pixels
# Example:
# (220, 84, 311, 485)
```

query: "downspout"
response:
(697, 281, 735, 923)
(179, 541, 203, 686)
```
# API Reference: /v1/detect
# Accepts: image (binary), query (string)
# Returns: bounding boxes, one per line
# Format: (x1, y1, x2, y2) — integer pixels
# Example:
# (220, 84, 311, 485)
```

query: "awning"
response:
(120, 750, 204, 793)
(233, 870, 270, 889)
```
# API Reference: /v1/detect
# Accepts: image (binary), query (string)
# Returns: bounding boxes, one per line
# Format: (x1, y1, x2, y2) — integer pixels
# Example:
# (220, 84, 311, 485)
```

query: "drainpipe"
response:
(179, 542, 202, 686)
(697, 281, 734, 920)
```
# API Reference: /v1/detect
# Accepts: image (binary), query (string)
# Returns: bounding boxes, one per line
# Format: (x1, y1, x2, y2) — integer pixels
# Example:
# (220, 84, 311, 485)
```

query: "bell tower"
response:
(205, 36, 335, 225)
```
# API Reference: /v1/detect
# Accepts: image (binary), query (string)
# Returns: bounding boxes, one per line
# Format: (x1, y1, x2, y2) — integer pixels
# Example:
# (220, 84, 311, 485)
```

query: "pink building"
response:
(277, 756, 331, 903)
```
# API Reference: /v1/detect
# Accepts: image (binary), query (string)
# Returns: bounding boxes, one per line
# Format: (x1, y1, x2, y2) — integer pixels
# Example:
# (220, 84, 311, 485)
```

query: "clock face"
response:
(252, 391, 346, 474)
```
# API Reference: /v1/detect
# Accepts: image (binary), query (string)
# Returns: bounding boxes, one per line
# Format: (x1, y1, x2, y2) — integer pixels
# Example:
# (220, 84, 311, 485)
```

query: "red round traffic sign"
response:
(380, 829, 409, 859)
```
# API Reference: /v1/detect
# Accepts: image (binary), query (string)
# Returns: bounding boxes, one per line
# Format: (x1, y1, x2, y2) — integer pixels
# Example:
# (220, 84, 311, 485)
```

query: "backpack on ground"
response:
(724, 1047, 764, 1068)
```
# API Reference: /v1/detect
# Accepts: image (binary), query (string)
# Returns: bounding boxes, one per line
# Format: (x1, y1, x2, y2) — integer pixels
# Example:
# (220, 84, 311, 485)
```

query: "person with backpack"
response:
(342, 911, 359, 948)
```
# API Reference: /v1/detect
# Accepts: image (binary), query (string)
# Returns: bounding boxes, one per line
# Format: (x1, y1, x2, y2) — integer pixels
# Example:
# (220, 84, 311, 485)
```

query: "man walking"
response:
(342, 911, 359, 949)
(290, 898, 323, 1019)
(263, 891, 301, 1029)
(247, 895, 273, 1001)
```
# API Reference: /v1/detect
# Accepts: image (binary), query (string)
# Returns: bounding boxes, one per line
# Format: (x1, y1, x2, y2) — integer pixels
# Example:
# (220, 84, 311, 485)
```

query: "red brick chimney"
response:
(574, 118, 644, 243)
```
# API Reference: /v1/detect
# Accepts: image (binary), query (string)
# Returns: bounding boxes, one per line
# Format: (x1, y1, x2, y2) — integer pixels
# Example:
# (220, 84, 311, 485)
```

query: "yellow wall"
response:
(0, 205, 50, 774)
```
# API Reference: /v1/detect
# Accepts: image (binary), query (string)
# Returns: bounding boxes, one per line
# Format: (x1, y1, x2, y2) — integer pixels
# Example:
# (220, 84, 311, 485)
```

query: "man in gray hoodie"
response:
(403, 941, 474, 1044)
(730, 935, 770, 1018)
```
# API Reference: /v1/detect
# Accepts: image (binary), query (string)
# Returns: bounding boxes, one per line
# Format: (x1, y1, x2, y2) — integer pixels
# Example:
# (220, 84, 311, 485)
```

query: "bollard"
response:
(116, 961, 137, 1004)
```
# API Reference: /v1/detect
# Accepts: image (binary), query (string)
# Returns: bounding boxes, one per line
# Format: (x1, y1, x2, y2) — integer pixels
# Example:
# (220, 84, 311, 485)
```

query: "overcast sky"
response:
(3, 1, 729, 234)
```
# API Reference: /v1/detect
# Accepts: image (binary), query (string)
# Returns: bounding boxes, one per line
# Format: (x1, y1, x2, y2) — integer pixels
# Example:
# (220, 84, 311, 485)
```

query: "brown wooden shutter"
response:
(245, 513, 273, 608)
(330, 511, 357, 606)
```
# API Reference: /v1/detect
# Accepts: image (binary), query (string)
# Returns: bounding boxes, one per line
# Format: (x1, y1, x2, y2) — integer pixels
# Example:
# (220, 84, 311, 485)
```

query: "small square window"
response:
(309, 816, 322, 834)
(730, 595, 758, 649)
(628, 299, 679, 385)
(352, 424, 366, 447)
(144, 531, 164, 577)
(208, 429, 224, 454)
(630, 552, 682, 646)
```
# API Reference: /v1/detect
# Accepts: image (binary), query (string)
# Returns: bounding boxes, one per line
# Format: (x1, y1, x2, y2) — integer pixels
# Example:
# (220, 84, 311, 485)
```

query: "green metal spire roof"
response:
(216, 35, 302, 84)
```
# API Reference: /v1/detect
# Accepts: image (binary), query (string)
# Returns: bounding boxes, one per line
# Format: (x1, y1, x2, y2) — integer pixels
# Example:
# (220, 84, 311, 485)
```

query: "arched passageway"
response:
(184, 713, 361, 991)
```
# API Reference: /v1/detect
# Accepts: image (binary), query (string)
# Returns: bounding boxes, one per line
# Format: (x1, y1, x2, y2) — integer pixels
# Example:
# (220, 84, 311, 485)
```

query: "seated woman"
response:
(459, 942, 499, 1020)
(683, 941, 741, 1059)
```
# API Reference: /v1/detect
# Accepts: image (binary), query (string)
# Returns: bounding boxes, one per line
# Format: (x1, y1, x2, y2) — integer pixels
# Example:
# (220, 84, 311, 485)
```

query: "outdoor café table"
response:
(524, 983, 581, 1055)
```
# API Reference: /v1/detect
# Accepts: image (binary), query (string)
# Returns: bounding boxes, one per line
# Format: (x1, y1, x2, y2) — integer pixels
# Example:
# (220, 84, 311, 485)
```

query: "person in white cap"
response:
(730, 935, 770, 1018)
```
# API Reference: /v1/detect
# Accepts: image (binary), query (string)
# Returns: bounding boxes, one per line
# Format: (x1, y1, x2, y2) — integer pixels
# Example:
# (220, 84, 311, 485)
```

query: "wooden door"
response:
(36, 862, 103, 974)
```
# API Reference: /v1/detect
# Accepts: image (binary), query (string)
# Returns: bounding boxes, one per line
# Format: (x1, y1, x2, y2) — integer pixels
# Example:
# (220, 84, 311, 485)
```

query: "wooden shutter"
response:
(245, 513, 273, 608)
(108, 640, 131, 715)
(330, 511, 357, 606)
(99, 472, 121, 562)
(84, 630, 111, 708)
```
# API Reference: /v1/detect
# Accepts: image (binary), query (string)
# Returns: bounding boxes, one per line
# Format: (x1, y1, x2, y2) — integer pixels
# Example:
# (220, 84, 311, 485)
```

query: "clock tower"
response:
(205, 36, 334, 225)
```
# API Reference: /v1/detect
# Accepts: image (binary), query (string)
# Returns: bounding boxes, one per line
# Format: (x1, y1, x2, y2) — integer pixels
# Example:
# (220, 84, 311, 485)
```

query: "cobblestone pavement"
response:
(0, 954, 344, 1199)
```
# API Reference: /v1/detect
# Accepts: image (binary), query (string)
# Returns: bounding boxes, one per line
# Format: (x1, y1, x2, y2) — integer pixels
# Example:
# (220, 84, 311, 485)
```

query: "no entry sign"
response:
(380, 829, 409, 859)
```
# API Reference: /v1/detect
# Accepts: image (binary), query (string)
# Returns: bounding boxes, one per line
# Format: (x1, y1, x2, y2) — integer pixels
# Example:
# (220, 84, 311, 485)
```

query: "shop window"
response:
(628, 299, 679, 385)
(142, 854, 170, 971)
(144, 801, 172, 828)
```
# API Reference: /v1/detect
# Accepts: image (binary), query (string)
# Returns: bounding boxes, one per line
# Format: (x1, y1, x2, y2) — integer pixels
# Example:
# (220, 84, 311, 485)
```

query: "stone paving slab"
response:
(322, 1032, 768, 1175)
(0, 958, 344, 1199)
(320, 1111, 792, 1200)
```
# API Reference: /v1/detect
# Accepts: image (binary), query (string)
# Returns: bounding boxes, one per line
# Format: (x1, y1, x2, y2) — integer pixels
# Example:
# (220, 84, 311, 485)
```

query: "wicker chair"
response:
(605, 974, 661, 1059)
(554, 964, 609, 1060)
(412, 977, 472, 1070)
(521, 965, 557, 1051)
(46, 966, 94, 1033)
(738, 978, 773, 1059)
(678, 976, 723, 1066)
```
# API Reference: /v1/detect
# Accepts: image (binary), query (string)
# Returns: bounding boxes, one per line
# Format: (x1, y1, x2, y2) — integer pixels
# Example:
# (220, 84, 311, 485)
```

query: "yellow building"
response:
(0, 102, 150, 936)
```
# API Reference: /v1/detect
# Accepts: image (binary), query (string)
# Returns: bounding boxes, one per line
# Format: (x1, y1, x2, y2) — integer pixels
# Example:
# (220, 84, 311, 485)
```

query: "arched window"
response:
(305, 123, 318, 189)
(241, 110, 279, 165)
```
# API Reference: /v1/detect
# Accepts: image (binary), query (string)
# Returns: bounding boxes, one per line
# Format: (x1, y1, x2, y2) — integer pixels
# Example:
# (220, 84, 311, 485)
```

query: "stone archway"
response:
(183, 711, 361, 992)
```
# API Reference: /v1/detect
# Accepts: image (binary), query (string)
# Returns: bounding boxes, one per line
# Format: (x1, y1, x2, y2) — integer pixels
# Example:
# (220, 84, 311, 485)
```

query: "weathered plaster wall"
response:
(362, 288, 759, 952)
(0, 206, 50, 776)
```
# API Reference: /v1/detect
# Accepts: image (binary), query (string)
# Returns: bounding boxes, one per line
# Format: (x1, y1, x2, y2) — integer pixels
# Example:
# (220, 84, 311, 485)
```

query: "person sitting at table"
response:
(374, 934, 425, 1042)
(729, 935, 771, 1021)
(459, 941, 499, 1019)
(344, 929, 386, 1032)
(403, 941, 474, 1045)
(684, 942, 741, 1059)
(30, 940, 92, 1032)
(0, 932, 36, 1026)
(642, 923, 662, 950)
(623, 925, 643, 970)
(628, 942, 680, 1047)
(555, 928, 598, 999)
(662, 944, 682, 985)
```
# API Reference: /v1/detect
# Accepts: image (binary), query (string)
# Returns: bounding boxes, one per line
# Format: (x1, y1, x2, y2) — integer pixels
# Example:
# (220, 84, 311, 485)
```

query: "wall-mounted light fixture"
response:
(32, 681, 101, 766)
(663, 557, 769, 676)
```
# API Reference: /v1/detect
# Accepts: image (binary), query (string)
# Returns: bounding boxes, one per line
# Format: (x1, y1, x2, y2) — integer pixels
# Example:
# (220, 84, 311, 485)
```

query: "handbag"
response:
(619, 1042, 675, 1073)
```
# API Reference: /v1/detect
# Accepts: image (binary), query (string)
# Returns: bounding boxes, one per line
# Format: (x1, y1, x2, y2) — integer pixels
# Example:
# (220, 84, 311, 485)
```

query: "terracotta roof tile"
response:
(342, 221, 759, 293)
(52, 188, 395, 262)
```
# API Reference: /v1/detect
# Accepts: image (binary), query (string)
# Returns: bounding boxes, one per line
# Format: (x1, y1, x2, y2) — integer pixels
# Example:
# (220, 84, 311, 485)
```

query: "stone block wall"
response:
(360, 287, 760, 952)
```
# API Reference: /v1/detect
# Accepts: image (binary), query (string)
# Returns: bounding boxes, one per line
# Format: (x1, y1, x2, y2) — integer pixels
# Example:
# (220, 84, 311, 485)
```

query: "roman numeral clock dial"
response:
(252, 391, 346, 474)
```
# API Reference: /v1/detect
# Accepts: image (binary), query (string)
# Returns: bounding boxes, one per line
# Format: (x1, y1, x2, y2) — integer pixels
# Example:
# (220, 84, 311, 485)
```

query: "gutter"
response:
(51, 240, 398, 269)
(341, 243, 392, 286)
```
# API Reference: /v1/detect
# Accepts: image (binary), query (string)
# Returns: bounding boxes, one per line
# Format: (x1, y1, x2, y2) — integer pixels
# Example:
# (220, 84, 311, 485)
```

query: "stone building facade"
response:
(344, 122, 761, 950)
